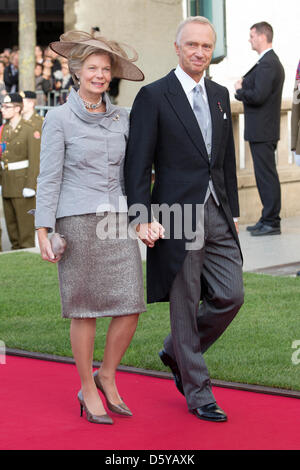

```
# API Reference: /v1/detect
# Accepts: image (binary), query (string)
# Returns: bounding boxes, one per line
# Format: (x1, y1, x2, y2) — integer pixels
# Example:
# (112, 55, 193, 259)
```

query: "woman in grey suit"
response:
(35, 31, 145, 425)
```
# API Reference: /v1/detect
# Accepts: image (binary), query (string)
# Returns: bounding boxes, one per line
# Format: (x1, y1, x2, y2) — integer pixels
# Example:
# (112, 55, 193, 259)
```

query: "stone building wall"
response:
(70, 0, 184, 106)
(64, 0, 300, 105)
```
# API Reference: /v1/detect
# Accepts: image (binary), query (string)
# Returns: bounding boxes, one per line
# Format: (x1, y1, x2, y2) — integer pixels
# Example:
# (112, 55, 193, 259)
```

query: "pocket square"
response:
(223, 113, 227, 120)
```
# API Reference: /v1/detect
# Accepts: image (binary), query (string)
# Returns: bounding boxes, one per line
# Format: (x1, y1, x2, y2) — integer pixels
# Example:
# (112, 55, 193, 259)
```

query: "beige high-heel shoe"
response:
(77, 390, 114, 424)
(93, 371, 133, 417)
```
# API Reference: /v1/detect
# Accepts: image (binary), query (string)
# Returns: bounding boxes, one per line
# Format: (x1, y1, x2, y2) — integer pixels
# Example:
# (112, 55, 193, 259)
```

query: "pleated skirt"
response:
(56, 212, 146, 318)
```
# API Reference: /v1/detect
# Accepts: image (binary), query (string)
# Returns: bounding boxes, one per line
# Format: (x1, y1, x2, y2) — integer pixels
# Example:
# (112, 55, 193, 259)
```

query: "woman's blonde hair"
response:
(68, 44, 115, 86)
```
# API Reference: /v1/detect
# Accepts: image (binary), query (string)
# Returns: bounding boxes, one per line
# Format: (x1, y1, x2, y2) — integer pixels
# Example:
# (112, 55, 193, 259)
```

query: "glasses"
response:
(0, 104, 16, 109)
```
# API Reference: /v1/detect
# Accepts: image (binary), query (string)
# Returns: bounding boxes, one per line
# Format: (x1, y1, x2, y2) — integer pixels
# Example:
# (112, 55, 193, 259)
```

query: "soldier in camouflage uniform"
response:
(0, 93, 40, 249)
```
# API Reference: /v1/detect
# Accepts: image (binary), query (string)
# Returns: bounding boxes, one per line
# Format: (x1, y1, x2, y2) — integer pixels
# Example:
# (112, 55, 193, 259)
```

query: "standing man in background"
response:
(0, 93, 40, 249)
(4, 51, 19, 93)
(21, 90, 44, 138)
(235, 22, 285, 236)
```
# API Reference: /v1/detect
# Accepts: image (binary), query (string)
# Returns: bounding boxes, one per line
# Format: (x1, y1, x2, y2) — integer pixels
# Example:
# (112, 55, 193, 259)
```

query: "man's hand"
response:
(136, 221, 165, 248)
(22, 187, 36, 198)
(234, 221, 239, 234)
(234, 78, 243, 91)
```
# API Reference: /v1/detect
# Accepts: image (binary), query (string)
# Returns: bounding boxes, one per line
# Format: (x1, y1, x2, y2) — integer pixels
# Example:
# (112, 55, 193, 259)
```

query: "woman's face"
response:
(35, 64, 43, 76)
(61, 63, 69, 75)
(79, 53, 112, 98)
(43, 57, 53, 68)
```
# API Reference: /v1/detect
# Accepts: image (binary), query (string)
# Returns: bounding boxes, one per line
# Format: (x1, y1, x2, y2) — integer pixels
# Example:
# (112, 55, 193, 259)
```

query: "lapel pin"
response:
(113, 114, 120, 121)
(217, 102, 223, 113)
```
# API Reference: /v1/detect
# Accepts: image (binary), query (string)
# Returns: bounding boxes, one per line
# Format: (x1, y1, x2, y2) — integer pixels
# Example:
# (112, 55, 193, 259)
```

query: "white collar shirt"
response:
(174, 64, 208, 108)
(258, 47, 272, 61)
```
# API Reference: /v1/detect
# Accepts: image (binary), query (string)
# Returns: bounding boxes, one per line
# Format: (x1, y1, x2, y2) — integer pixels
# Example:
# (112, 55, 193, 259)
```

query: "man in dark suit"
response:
(125, 16, 244, 422)
(4, 51, 19, 93)
(235, 22, 285, 236)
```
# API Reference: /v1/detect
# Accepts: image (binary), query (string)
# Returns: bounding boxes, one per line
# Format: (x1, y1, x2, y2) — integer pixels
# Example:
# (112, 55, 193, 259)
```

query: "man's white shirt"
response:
(174, 64, 209, 108)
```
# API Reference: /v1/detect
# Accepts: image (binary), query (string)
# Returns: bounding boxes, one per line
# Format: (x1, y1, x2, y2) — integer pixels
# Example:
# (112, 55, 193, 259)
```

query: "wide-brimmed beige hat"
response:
(50, 30, 144, 81)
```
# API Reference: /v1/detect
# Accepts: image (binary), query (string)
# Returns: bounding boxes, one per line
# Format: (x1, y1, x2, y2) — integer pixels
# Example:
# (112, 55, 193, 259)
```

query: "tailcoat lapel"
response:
(243, 62, 258, 78)
(164, 71, 209, 164)
(242, 49, 273, 78)
(205, 78, 224, 164)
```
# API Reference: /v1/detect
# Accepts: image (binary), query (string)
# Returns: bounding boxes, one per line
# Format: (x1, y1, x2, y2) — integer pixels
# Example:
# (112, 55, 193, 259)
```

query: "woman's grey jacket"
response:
(35, 87, 129, 232)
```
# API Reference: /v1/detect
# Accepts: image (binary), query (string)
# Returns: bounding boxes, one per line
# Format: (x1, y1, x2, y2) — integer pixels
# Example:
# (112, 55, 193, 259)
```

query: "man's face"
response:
(1, 103, 20, 121)
(11, 53, 18, 68)
(35, 64, 42, 76)
(22, 98, 34, 115)
(249, 28, 262, 52)
(175, 22, 215, 81)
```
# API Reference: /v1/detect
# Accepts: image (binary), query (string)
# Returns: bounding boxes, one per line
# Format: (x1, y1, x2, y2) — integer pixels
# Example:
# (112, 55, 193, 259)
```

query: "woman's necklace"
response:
(78, 91, 103, 110)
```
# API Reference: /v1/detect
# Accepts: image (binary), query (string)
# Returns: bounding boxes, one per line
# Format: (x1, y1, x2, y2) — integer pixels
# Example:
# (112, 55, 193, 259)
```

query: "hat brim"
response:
(50, 40, 144, 82)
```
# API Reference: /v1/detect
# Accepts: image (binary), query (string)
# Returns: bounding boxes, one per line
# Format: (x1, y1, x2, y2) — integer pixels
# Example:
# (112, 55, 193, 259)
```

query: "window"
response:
(189, 0, 227, 63)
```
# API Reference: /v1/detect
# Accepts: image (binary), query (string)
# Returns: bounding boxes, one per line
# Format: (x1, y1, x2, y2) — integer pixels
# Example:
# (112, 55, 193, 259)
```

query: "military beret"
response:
(21, 90, 37, 99)
(4, 93, 23, 103)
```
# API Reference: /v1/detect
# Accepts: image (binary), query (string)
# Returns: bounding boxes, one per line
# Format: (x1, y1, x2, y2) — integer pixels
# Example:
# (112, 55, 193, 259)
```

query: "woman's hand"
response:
(37, 228, 61, 263)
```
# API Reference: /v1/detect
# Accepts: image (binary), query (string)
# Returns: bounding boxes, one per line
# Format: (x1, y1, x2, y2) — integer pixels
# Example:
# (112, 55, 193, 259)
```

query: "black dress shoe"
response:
(191, 403, 227, 422)
(159, 350, 184, 396)
(246, 221, 263, 232)
(251, 224, 281, 237)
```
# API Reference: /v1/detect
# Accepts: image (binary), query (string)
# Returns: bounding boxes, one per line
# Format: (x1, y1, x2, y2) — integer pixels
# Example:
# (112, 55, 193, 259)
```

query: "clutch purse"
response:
(50, 233, 67, 257)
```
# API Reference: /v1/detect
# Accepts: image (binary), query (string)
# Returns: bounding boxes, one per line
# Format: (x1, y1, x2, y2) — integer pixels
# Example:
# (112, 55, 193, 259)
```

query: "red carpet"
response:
(0, 355, 299, 450)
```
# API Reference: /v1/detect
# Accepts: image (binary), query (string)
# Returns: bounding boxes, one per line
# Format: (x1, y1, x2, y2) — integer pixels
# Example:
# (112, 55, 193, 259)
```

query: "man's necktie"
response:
(193, 84, 209, 140)
(192, 84, 219, 206)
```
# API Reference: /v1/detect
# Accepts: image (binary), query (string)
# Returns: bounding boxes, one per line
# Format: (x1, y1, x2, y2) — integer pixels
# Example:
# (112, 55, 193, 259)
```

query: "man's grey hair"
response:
(175, 16, 217, 46)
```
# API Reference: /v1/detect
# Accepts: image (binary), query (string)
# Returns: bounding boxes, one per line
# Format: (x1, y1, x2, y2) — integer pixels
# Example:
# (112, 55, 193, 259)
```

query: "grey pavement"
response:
(239, 217, 300, 274)
(139, 217, 300, 274)
(1, 216, 10, 252)
(1, 204, 300, 275)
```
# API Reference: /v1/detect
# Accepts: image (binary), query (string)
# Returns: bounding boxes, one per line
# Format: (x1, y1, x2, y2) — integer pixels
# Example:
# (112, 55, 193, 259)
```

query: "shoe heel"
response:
(93, 371, 132, 416)
(77, 390, 114, 425)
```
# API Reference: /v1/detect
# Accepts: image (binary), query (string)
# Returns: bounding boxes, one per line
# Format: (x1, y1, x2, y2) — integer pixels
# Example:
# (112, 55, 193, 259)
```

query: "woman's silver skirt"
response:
(56, 212, 146, 318)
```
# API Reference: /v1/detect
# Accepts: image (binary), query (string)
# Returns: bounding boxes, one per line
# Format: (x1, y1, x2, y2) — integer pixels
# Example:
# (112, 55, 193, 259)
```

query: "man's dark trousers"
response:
(250, 141, 281, 227)
(163, 196, 244, 410)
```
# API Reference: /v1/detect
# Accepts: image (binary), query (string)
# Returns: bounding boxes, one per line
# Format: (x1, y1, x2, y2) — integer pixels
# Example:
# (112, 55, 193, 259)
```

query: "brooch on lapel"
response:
(218, 101, 227, 120)
(112, 114, 120, 121)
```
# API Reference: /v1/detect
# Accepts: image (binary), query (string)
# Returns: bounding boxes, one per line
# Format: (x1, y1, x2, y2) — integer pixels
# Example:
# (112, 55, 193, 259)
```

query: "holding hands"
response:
(136, 220, 165, 248)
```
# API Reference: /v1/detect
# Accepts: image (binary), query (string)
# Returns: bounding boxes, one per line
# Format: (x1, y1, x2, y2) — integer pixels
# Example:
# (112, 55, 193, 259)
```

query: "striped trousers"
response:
(163, 196, 244, 410)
